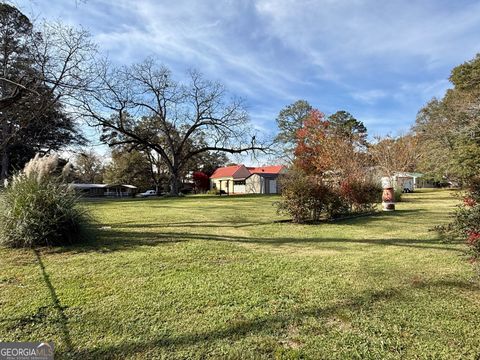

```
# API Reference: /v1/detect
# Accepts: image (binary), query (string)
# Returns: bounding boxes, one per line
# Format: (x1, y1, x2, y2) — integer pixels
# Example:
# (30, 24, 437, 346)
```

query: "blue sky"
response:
(14, 0, 480, 142)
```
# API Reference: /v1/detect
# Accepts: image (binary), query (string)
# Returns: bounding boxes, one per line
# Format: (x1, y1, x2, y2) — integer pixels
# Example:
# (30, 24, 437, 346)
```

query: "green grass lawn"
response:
(1, 190, 479, 359)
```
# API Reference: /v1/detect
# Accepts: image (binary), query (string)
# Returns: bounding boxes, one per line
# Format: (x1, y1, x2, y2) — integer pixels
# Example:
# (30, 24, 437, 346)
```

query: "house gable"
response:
(210, 165, 251, 179)
(231, 165, 250, 179)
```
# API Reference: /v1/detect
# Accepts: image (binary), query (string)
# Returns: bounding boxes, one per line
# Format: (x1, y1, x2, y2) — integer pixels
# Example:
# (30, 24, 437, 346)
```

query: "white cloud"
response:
(255, 0, 480, 71)
(351, 89, 387, 104)
(14, 0, 480, 136)
(87, 0, 306, 102)
(397, 79, 451, 100)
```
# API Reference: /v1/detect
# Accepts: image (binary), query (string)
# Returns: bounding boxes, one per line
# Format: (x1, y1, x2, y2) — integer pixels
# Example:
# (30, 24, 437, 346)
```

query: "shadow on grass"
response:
(2, 249, 129, 354)
(113, 220, 276, 229)
(80, 194, 280, 205)
(42, 205, 457, 256)
(34, 249, 74, 353)
(107, 209, 423, 229)
(71, 278, 476, 359)
(46, 225, 465, 255)
(45, 229, 184, 254)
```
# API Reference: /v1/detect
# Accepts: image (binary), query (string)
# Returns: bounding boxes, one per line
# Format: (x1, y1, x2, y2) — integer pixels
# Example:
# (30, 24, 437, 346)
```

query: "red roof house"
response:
(210, 165, 250, 179)
(248, 165, 285, 175)
(210, 164, 286, 194)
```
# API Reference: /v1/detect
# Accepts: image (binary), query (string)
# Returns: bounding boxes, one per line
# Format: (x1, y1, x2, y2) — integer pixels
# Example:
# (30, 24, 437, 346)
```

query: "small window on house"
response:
(234, 180, 246, 185)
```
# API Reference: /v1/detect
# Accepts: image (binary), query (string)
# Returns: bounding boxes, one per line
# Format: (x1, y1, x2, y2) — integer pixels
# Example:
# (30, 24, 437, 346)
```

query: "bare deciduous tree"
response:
(73, 149, 105, 183)
(369, 134, 421, 177)
(80, 58, 269, 195)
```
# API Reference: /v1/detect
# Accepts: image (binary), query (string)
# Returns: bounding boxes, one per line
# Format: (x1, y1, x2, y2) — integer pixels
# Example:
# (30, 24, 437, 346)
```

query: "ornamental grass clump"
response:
(0, 154, 92, 248)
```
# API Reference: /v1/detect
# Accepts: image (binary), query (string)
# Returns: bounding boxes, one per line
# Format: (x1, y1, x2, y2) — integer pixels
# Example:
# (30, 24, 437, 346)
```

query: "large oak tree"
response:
(80, 59, 268, 195)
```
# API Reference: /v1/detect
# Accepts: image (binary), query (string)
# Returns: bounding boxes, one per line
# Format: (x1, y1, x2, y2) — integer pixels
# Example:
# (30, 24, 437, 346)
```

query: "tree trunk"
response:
(169, 172, 180, 196)
(0, 145, 9, 182)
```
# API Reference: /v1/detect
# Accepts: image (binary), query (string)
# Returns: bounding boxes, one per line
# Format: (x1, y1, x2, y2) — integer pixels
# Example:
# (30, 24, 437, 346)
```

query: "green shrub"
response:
(276, 168, 381, 223)
(394, 189, 403, 202)
(276, 170, 331, 223)
(0, 154, 92, 248)
(438, 177, 480, 269)
(339, 179, 382, 213)
(206, 189, 220, 195)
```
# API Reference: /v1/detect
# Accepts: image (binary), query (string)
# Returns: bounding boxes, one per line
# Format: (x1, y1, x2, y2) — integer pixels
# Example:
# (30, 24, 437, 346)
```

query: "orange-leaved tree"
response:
(294, 109, 371, 182)
(277, 108, 380, 223)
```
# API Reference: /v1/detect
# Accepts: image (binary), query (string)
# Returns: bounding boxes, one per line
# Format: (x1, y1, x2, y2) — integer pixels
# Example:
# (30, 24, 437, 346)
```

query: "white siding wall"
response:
(246, 174, 263, 194)
(234, 184, 246, 193)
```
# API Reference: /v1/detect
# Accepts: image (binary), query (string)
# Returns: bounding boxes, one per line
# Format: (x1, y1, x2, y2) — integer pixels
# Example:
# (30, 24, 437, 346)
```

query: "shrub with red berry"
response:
(441, 177, 480, 268)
